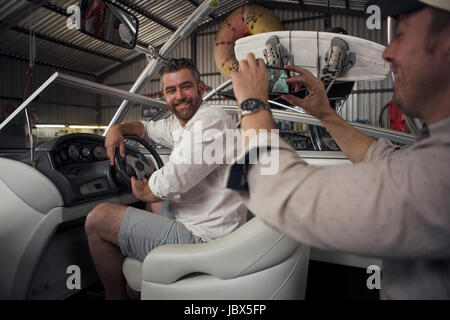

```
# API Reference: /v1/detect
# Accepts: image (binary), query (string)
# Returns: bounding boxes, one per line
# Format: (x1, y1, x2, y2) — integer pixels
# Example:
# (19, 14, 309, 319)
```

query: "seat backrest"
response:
(142, 217, 300, 284)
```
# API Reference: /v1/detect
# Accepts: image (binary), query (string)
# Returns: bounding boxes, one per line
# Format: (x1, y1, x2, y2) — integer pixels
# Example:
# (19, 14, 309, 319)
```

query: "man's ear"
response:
(198, 81, 208, 96)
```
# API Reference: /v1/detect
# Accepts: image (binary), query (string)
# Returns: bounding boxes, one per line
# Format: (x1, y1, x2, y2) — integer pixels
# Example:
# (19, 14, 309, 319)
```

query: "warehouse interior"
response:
(1, 0, 438, 302)
(0, 0, 396, 146)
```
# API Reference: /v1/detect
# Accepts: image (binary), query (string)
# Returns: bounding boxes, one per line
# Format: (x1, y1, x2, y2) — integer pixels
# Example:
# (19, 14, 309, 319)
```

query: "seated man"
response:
(85, 58, 245, 300)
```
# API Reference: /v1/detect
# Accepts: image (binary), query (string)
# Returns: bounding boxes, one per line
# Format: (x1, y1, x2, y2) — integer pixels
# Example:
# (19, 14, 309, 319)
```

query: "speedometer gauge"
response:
(93, 145, 106, 160)
(81, 147, 90, 158)
(68, 144, 80, 160)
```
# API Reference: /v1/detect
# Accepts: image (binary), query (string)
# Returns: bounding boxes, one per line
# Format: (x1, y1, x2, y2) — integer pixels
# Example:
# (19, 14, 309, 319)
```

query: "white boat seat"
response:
(122, 216, 310, 300)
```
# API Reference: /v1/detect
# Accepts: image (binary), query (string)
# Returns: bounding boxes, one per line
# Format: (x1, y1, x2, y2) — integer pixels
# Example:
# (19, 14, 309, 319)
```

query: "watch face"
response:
(241, 99, 261, 112)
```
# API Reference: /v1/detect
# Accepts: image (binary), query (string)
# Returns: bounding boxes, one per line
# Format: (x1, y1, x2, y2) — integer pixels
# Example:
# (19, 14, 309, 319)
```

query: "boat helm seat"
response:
(122, 216, 310, 300)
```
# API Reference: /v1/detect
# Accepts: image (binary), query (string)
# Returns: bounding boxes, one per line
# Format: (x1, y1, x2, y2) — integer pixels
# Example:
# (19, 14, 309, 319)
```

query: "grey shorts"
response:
(118, 201, 204, 261)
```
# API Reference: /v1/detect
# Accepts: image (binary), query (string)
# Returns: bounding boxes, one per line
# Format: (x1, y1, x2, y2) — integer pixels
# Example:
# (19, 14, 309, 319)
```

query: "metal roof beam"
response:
(97, 53, 147, 82)
(193, 11, 228, 34)
(11, 25, 125, 64)
(0, 0, 48, 30)
(256, 1, 367, 18)
(0, 51, 97, 77)
(42, 2, 70, 17)
(115, 0, 178, 32)
(186, 0, 200, 6)
(185, 0, 217, 19)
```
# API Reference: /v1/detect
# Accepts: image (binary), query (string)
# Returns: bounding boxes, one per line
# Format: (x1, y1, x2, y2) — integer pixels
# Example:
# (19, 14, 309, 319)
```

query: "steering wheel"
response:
(113, 135, 164, 192)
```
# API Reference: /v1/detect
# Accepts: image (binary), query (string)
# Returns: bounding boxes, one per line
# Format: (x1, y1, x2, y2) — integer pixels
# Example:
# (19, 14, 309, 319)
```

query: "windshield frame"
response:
(0, 72, 167, 134)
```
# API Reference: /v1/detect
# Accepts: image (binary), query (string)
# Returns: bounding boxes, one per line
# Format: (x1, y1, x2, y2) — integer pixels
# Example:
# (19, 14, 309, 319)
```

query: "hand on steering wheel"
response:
(105, 125, 126, 166)
(112, 135, 164, 192)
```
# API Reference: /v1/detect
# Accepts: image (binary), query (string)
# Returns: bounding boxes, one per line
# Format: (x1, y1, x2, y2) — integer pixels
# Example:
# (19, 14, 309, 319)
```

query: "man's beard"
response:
(392, 82, 423, 119)
(391, 63, 434, 120)
(169, 94, 202, 122)
(390, 46, 444, 121)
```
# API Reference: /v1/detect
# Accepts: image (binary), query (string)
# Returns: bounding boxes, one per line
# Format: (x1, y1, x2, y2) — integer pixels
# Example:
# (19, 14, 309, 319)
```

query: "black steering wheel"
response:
(113, 135, 164, 192)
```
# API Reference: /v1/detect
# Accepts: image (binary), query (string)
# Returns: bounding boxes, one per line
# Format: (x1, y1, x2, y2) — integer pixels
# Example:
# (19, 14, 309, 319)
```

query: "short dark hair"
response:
(158, 58, 201, 83)
(425, 7, 450, 53)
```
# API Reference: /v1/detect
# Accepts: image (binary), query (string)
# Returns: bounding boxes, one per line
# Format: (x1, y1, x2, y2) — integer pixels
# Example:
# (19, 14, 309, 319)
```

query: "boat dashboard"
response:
(34, 133, 124, 206)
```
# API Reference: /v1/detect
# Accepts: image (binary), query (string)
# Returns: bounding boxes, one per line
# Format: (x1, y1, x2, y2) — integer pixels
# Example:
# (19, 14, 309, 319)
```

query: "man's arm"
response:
(228, 138, 450, 259)
(283, 65, 374, 163)
(231, 54, 374, 163)
(131, 176, 162, 203)
(105, 121, 144, 165)
(115, 121, 145, 136)
(308, 109, 375, 163)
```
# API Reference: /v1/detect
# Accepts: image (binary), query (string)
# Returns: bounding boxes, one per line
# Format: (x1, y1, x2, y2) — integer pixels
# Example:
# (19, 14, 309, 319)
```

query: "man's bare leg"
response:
(85, 202, 128, 300)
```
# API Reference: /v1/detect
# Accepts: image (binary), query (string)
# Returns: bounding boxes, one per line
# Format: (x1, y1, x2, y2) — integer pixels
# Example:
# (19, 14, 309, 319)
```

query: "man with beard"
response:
(85, 58, 245, 299)
(227, 0, 450, 299)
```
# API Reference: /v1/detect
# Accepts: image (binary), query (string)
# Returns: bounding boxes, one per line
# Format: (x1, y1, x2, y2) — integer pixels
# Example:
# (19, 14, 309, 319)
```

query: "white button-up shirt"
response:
(141, 103, 246, 241)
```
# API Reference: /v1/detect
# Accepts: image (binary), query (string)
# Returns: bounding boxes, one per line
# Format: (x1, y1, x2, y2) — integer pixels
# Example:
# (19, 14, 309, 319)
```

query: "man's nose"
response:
(175, 88, 185, 101)
(382, 41, 394, 63)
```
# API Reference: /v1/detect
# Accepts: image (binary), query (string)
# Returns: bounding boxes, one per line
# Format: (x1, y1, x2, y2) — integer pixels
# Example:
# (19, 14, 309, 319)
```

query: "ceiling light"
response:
(69, 125, 108, 129)
(35, 124, 66, 128)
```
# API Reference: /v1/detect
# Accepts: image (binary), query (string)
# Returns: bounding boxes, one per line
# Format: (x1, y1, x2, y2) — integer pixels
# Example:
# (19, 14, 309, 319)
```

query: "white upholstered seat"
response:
(122, 216, 310, 300)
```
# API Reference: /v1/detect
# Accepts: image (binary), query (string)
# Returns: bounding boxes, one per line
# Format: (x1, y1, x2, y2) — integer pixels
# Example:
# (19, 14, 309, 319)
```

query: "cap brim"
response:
(366, 0, 425, 18)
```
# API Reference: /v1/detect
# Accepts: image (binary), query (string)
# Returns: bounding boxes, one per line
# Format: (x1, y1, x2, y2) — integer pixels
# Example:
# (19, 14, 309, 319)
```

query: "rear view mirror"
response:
(79, 0, 138, 49)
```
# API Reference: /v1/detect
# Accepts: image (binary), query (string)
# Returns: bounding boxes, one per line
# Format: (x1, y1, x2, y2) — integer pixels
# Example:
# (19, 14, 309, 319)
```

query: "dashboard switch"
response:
(80, 179, 108, 195)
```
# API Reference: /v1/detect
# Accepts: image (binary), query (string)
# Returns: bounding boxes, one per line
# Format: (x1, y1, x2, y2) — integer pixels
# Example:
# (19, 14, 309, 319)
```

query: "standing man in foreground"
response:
(228, 0, 450, 299)
(85, 58, 245, 299)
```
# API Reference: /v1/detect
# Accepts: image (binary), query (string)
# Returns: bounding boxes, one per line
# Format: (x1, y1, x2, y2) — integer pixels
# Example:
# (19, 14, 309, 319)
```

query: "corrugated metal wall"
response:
(100, 6, 392, 127)
(0, 55, 97, 125)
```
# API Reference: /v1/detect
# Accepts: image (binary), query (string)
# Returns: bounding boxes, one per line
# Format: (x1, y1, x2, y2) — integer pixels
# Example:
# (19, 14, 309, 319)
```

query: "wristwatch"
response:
(239, 98, 271, 117)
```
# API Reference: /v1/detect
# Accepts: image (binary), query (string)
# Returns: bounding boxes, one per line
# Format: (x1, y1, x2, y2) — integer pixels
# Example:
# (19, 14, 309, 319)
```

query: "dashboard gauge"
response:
(93, 145, 106, 160)
(59, 149, 68, 161)
(68, 144, 80, 160)
(81, 147, 90, 158)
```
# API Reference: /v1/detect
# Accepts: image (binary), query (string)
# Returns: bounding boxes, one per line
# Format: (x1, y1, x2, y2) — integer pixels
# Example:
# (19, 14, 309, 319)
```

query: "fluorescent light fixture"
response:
(36, 124, 66, 128)
(69, 125, 108, 129)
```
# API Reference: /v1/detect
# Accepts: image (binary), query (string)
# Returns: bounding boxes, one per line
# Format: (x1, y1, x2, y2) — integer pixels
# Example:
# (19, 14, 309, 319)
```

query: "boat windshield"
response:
(0, 82, 164, 151)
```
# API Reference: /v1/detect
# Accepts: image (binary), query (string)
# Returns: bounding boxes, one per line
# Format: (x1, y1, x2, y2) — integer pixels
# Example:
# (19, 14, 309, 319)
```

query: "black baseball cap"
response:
(367, 0, 450, 19)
